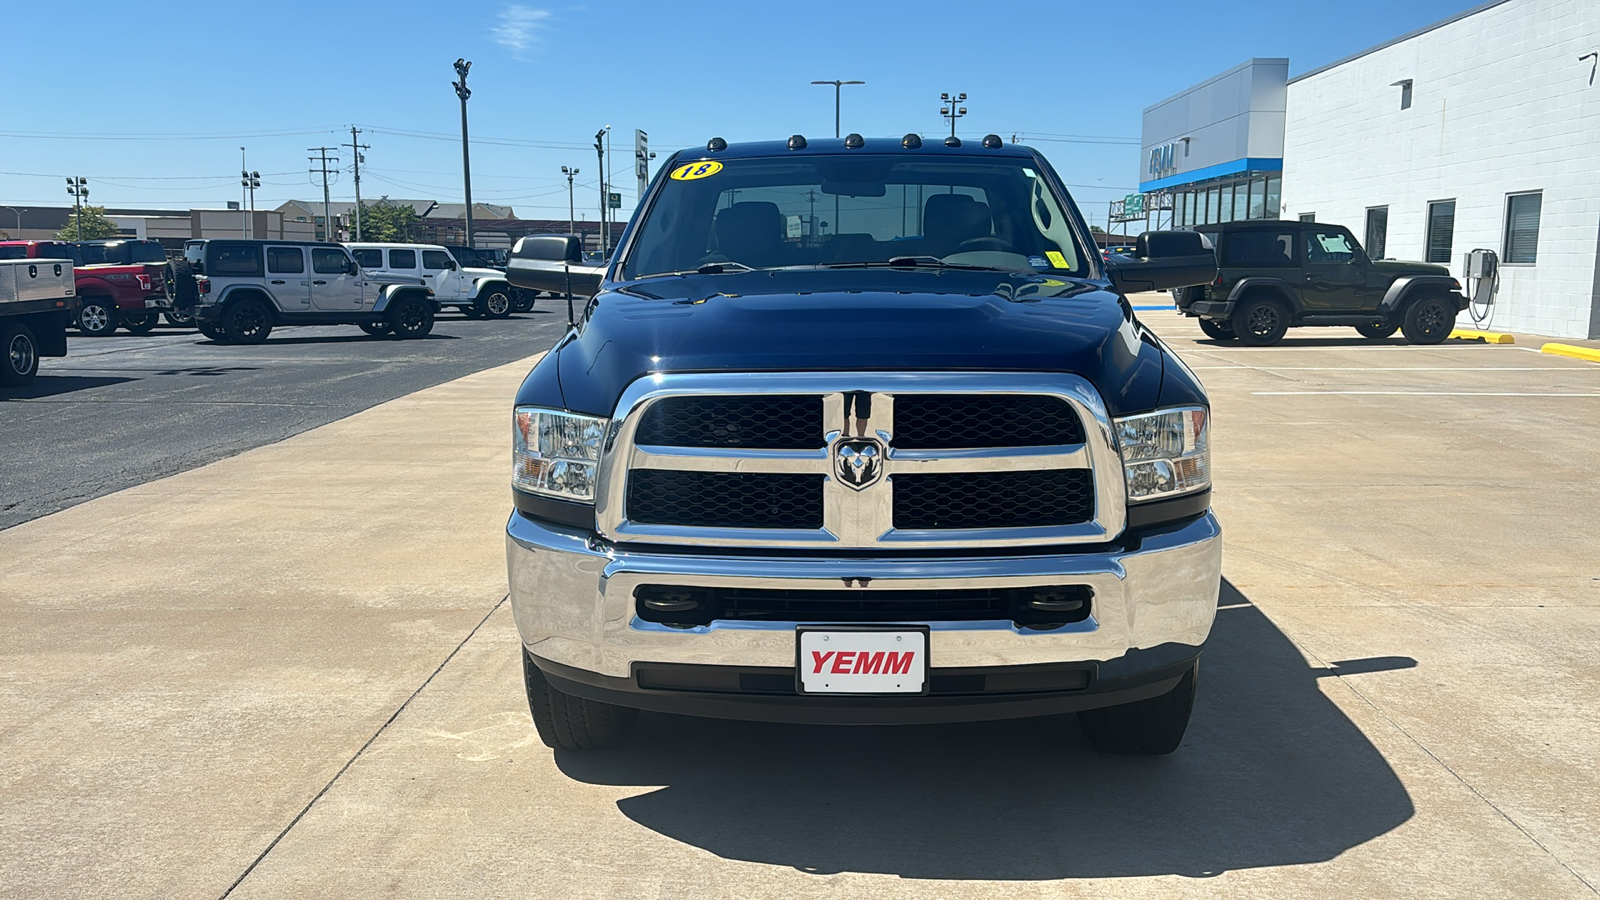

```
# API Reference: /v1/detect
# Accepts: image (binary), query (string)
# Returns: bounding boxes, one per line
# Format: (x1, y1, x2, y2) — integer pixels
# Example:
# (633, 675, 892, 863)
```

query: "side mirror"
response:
(507, 234, 602, 298)
(1105, 231, 1218, 294)
(343, 257, 358, 275)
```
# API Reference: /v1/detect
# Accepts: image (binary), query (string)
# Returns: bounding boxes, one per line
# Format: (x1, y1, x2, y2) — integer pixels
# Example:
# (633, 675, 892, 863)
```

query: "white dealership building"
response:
(1143, 0, 1600, 338)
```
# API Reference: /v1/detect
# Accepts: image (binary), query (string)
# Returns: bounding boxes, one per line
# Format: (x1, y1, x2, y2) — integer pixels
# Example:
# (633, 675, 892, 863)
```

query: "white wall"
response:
(1281, 0, 1600, 338)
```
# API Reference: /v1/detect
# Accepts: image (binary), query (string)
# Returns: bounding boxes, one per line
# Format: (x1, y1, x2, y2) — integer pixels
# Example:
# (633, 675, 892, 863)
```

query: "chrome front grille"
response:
(594, 373, 1126, 549)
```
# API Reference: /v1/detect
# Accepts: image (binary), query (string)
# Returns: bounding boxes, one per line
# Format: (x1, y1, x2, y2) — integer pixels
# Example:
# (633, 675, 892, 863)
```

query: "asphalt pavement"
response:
(0, 308, 570, 531)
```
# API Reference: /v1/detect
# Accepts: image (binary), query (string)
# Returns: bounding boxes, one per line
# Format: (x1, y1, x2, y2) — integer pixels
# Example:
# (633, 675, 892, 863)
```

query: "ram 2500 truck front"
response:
(505, 135, 1221, 754)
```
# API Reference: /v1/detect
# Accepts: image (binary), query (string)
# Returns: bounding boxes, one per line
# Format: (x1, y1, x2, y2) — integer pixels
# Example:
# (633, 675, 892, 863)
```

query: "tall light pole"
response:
(240, 168, 260, 239)
(240, 147, 250, 237)
(594, 126, 610, 254)
(940, 91, 968, 138)
(453, 58, 474, 248)
(811, 80, 865, 138)
(65, 177, 88, 238)
(2, 206, 20, 239)
(561, 166, 579, 236)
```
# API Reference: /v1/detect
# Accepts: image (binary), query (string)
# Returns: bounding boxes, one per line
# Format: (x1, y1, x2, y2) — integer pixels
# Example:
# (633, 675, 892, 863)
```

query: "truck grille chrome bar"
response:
(593, 373, 1126, 549)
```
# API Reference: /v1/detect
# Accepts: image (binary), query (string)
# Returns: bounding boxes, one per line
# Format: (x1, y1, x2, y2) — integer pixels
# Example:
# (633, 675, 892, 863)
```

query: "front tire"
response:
(1197, 318, 1236, 341)
(358, 321, 391, 337)
(197, 321, 229, 342)
(511, 290, 535, 313)
(221, 298, 273, 344)
(1, 323, 40, 387)
(1076, 663, 1197, 755)
(77, 297, 118, 336)
(478, 288, 513, 319)
(1231, 296, 1289, 346)
(523, 649, 638, 750)
(1355, 321, 1399, 340)
(1402, 295, 1455, 345)
(387, 295, 435, 338)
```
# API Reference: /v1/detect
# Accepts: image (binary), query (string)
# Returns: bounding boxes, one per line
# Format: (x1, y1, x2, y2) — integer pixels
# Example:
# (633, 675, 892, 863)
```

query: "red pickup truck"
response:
(0, 239, 173, 335)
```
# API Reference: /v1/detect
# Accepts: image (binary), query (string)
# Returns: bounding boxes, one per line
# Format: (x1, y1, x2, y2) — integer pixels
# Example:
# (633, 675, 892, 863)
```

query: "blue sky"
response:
(1, 0, 1474, 228)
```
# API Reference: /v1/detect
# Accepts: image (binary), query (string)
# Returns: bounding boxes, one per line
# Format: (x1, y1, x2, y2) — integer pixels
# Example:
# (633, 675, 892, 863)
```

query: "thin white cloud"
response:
(492, 5, 551, 58)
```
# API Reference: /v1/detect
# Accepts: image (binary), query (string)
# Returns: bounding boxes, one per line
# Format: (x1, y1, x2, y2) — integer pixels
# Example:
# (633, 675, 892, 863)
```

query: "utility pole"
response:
(940, 91, 968, 138)
(811, 80, 865, 138)
(309, 147, 339, 241)
(453, 58, 474, 248)
(561, 166, 579, 236)
(345, 126, 370, 241)
(634, 130, 651, 200)
(594, 126, 610, 254)
(65, 177, 87, 237)
(240, 167, 260, 239)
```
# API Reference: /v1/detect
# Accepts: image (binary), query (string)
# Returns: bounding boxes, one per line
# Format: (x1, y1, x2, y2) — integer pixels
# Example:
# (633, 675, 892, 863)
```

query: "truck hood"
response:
(549, 269, 1168, 418)
(1370, 258, 1451, 277)
(364, 271, 426, 286)
(464, 266, 503, 280)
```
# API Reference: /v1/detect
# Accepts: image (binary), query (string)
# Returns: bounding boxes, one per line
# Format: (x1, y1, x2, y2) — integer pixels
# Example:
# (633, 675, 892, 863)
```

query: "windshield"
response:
(623, 154, 1089, 280)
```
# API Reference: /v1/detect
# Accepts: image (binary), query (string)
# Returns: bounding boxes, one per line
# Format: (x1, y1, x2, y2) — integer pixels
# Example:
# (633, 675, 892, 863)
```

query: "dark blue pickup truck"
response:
(504, 135, 1221, 754)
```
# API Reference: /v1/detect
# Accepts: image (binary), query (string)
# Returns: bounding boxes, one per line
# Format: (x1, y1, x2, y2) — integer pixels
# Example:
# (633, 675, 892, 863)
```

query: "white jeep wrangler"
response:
(346, 242, 521, 319)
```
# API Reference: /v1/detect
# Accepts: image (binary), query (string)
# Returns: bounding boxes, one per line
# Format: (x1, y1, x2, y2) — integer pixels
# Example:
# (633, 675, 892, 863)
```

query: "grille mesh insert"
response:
(635, 395, 824, 449)
(893, 470, 1094, 529)
(627, 470, 823, 529)
(892, 394, 1085, 449)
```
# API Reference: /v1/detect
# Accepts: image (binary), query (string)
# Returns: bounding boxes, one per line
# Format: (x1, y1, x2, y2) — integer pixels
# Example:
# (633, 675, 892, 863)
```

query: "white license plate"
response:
(797, 628, 928, 694)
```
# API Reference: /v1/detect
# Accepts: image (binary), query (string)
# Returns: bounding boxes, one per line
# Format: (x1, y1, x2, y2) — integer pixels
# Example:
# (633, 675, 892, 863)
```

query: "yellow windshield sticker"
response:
(1045, 250, 1069, 269)
(670, 161, 724, 181)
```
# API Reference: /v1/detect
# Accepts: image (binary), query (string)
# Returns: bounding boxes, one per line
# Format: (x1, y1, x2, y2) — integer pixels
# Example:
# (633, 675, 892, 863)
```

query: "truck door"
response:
(422, 249, 462, 300)
(1301, 228, 1364, 312)
(309, 247, 364, 311)
(265, 246, 311, 310)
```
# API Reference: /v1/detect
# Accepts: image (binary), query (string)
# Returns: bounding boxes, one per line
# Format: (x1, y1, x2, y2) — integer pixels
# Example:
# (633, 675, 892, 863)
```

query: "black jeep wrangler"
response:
(1177, 220, 1468, 346)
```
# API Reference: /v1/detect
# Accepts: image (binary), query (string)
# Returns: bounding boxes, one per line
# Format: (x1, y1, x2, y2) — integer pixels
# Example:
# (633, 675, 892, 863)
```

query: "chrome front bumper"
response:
(506, 512, 1222, 680)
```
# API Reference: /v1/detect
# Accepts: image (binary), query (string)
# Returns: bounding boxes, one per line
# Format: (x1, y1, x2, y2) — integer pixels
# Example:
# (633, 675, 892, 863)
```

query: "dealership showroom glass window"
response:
(1171, 174, 1282, 227)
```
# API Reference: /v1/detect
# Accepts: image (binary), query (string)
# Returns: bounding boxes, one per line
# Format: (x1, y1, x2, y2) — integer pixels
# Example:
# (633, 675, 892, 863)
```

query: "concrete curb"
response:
(1539, 342, 1600, 363)
(1449, 328, 1515, 344)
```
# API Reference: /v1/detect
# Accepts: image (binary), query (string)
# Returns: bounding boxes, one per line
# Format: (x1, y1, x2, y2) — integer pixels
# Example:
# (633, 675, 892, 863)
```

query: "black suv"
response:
(1177, 220, 1467, 345)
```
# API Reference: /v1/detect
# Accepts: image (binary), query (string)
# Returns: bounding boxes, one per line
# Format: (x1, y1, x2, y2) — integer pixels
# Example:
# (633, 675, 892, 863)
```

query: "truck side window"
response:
(1306, 230, 1357, 264)
(209, 243, 263, 277)
(266, 247, 305, 274)
(388, 249, 417, 269)
(350, 249, 382, 269)
(422, 250, 453, 270)
(1221, 230, 1296, 267)
(312, 248, 349, 274)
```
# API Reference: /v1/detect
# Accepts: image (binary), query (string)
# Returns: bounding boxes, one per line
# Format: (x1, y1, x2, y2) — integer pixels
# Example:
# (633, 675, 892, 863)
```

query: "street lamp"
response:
(241, 168, 261, 239)
(2, 206, 21, 239)
(561, 166, 579, 236)
(594, 125, 611, 254)
(811, 80, 865, 138)
(940, 91, 968, 139)
(65, 177, 88, 238)
(453, 58, 474, 247)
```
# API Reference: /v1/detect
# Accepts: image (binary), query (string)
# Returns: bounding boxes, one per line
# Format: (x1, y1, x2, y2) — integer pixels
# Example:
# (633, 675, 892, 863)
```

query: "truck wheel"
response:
(388, 296, 435, 338)
(77, 297, 118, 336)
(121, 310, 158, 335)
(1231, 296, 1289, 346)
(1076, 663, 1197, 755)
(222, 298, 273, 344)
(478, 288, 513, 319)
(358, 321, 392, 337)
(165, 308, 195, 327)
(523, 649, 638, 750)
(1402, 295, 1455, 345)
(460, 305, 483, 319)
(1355, 322, 1399, 340)
(197, 321, 229, 342)
(1197, 318, 1236, 341)
(511, 290, 535, 313)
(1, 323, 39, 387)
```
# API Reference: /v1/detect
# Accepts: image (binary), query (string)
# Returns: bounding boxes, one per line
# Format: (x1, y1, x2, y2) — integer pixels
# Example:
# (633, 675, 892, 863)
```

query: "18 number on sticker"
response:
(670, 161, 724, 181)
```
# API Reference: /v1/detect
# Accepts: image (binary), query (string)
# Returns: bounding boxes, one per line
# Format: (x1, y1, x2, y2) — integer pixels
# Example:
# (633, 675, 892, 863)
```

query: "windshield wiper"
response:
(630, 261, 763, 279)
(821, 256, 1006, 271)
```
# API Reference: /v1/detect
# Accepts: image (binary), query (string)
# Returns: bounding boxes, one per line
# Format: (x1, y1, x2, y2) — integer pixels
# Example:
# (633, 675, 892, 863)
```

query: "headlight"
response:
(513, 407, 607, 502)
(1115, 406, 1210, 502)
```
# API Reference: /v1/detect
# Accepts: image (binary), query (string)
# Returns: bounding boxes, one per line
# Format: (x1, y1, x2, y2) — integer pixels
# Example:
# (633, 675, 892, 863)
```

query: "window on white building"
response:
(1502, 192, 1541, 265)
(1426, 200, 1455, 264)
(1298, 213, 1315, 223)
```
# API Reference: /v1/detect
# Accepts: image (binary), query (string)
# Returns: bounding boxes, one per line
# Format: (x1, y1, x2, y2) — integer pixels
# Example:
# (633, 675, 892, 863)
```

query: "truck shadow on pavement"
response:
(0, 374, 135, 399)
(555, 580, 1415, 880)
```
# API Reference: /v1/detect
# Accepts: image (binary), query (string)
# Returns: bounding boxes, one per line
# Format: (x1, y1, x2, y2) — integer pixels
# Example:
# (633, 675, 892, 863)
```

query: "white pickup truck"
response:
(0, 257, 77, 386)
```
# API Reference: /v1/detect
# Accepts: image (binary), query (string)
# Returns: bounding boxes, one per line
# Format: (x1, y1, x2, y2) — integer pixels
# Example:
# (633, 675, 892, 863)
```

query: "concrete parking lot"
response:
(1, 307, 1597, 898)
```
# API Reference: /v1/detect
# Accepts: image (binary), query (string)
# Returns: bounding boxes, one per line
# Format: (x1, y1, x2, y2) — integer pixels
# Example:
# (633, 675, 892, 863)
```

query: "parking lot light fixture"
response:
(811, 80, 865, 139)
(940, 91, 968, 139)
(561, 166, 579, 236)
(454, 58, 474, 247)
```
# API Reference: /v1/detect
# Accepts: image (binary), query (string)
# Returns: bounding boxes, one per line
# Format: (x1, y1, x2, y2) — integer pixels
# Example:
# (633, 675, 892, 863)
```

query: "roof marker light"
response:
(788, 134, 808, 150)
(707, 137, 727, 152)
(902, 133, 922, 149)
(844, 133, 865, 149)
(982, 134, 1003, 149)
(944, 136, 962, 147)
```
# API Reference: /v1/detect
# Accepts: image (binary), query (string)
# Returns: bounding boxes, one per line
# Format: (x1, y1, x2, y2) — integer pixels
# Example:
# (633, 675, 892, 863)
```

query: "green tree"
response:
(56, 205, 121, 240)
(1090, 225, 1106, 234)
(351, 198, 418, 243)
